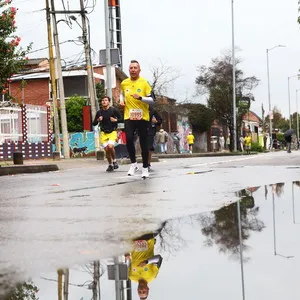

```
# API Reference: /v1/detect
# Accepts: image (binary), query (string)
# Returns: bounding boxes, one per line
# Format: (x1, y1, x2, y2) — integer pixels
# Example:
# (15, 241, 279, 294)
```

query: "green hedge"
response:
(251, 142, 263, 152)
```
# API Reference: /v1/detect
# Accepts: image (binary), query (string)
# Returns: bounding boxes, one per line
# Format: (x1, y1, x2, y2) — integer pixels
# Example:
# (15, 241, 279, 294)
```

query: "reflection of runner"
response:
(127, 237, 163, 300)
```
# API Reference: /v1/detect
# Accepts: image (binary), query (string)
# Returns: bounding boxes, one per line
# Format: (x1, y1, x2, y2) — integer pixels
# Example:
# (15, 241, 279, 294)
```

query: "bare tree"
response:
(149, 59, 181, 96)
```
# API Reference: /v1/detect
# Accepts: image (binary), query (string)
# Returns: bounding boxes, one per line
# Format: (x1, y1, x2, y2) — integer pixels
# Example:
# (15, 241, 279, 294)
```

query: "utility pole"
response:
(50, 0, 70, 158)
(104, 0, 113, 100)
(92, 261, 100, 300)
(57, 269, 63, 300)
(79, 0, 98, 119)
(63, 269, 69, 300)
(45, 0, 61, 155)
(114, 256, 122, 300)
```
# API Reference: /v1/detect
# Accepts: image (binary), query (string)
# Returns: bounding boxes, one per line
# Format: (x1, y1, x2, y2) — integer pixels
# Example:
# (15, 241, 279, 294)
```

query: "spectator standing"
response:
(219, 133, 225, 152)
(172, 131, 181, 153)
(158, 128, 168, 154)
(244, 133, 252, 154)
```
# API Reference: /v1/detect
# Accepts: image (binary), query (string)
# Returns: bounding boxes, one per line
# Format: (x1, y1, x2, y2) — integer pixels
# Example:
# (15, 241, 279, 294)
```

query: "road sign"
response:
(238, 97, 250, 109)
(99, 48, 121, 65)
(107, 264, 128, 280)
(269, 111, 273, 120)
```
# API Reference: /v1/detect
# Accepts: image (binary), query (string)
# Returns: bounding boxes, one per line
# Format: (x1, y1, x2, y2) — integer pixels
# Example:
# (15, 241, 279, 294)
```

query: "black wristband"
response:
(139, 96, 142, 100)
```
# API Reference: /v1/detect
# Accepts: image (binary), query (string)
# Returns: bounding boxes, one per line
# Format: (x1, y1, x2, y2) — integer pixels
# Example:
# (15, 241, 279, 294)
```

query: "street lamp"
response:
(296, 89, 300, 148)
(266, 45, 286, 149)
(288, 75, 299, 129)
(271, 185, 294, 259)
(236, 200, 246, 300)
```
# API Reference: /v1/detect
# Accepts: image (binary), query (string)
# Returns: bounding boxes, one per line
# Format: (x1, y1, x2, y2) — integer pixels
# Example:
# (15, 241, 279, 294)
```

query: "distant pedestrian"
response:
(92, 96, 122, 171)
(239, 136, 244, 153)
(284, 129, 294, 153)
(244, 133, 252, 155)
(219, 133, 225, 152)
(186, 131, 195, 153)
(158, 128, 168, 154)
(226, 136, 230, 150)
(172, 131, 181, 153)
(148, 107, 162, 171)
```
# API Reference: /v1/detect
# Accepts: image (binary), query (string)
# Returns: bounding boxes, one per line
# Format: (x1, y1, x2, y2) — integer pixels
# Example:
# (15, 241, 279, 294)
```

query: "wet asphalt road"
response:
(0, 151, 300, 295)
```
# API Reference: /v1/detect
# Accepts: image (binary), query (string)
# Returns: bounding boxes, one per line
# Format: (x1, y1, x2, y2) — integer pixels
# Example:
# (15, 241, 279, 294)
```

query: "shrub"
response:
(251, 142, 263, 152)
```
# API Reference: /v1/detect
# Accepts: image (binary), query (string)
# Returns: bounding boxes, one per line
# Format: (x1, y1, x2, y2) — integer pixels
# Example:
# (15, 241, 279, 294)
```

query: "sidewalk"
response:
(0, 151, 250, 176)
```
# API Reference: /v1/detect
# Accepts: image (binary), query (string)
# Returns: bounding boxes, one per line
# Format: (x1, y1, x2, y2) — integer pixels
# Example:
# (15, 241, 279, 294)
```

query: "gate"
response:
(0, 104, 52, 160)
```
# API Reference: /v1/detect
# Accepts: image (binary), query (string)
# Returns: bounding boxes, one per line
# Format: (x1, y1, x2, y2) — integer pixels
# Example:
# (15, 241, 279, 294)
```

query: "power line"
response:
(85, 0, 97, 14)
(40, 276, 92, 288)
(28, 39, 82, 54)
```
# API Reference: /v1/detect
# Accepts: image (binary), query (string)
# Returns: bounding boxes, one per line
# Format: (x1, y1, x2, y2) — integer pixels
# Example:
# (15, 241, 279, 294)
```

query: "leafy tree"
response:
(65, 94, 86, 132)
(95, 81, 105, 103)
(178, 103, 215, 132)
(265, 106, 290, 133)
(0, 0, 31, 97)
(200, 194, 265, 259)
(291, 112, 300, 134)
(195, 53, 259, 150)
(4, 281, 39, 300)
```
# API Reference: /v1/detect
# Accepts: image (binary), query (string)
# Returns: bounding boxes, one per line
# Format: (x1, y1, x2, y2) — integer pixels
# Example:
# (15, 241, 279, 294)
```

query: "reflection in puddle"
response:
(2, 181, 300, 299)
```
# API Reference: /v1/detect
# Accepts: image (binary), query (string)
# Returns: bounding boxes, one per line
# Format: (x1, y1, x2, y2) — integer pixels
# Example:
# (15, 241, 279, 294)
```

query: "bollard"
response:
(53, 151, 61, 161)
(96, 150, 104, 160)
(13, 151, 23, 165)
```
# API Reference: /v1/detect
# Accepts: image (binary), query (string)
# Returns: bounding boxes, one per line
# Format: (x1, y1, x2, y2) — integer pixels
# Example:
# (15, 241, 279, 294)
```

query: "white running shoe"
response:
(141, 167, 149, 178)
(127, 163, 139, 176)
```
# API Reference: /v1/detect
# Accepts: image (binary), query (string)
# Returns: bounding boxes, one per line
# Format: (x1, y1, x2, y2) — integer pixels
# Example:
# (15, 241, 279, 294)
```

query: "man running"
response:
(186, 131, 195, 153)
(92, 96, 122, 172)
(119, 60, 154, 178)
(148, 106, 162, 171)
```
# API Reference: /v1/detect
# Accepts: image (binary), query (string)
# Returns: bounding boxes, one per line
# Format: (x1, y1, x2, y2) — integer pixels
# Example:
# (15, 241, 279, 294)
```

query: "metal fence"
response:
(0, 104, 52, 160)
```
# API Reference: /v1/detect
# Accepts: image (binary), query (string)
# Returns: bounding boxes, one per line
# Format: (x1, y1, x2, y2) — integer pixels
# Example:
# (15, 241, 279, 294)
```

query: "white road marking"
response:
(189, 155, 259, 167)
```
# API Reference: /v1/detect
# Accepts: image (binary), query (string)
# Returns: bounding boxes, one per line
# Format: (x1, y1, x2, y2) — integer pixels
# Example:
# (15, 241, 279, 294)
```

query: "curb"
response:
(0, 164, 59, 176)
(156, 152, 258, 159)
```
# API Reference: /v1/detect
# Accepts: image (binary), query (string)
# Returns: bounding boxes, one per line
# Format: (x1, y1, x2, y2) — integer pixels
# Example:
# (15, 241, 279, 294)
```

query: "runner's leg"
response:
(125, 120, 137, 163)
(138, 120, 149, 168)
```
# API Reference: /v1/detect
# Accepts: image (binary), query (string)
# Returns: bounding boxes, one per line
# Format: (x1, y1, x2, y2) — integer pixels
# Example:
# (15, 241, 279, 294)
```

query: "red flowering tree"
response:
(0, 0, 31, 97)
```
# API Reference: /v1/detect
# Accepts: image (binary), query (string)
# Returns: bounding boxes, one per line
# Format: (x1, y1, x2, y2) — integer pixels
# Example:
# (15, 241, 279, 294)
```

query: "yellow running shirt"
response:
(128, 238, 159, 283)
(187, 134, 195, 145)
(244, 136, 252, 146)
(121, 77, 152, 121)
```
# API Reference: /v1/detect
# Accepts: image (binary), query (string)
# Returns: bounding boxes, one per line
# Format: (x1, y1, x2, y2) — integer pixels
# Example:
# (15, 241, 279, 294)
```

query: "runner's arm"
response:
(142, 255, 163, 268)
(154, 110, 162, 126)
(113, 107, 123, 123)
(92, 111, 101, 126)
(140, 94, 154, 104)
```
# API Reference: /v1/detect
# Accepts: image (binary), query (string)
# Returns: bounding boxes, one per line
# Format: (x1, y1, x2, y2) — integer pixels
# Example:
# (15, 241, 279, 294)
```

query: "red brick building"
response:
(9, 59, 127, 106)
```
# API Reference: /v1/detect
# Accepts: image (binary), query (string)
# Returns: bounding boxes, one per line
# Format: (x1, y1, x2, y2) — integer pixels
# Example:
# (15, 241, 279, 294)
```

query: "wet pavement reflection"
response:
(2, 181, 300, 299)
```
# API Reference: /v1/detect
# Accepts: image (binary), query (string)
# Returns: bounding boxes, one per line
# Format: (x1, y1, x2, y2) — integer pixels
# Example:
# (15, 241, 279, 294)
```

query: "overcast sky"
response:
(12, 0, 300, 119)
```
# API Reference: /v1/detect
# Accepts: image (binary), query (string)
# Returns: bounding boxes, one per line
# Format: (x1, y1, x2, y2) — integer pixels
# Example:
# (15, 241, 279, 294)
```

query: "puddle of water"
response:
(2, 181, 300, 299)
